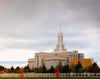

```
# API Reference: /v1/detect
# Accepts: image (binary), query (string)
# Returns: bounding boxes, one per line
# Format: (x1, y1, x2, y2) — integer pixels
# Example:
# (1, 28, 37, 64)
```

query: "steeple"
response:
(54, 22, 66, 52)
(59, 21, 62, 32)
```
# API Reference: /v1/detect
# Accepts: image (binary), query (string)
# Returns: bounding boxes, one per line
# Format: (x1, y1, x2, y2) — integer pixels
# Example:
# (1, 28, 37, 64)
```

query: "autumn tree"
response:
(14, 66, 20, 73)
(70, 59, 80, 72)
(38, 67, 42, 73)
(34, 67, 42, 73)
(84, 65, 92, 72)
(91, 62, 99, 73)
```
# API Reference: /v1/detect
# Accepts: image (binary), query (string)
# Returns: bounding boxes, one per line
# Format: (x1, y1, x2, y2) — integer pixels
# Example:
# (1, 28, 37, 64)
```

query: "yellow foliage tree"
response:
(82, 58, 93, 71)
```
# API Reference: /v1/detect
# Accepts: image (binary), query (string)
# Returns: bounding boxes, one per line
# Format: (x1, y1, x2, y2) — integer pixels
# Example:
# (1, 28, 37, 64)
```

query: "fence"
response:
(0, 73, 100, 77)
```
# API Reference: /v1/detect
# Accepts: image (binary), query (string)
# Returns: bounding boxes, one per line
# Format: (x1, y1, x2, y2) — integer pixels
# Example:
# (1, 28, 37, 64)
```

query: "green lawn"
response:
(0, 77, 100, 79)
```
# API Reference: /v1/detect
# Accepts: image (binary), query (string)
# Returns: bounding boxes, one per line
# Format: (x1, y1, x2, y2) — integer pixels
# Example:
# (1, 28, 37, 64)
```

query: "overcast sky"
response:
(0, 0, 100, 68)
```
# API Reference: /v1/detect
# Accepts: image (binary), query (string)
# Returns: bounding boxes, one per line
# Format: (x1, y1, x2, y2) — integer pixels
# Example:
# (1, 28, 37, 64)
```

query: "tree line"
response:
(0, 62, 100, 73)
(31, 62, 100, 73)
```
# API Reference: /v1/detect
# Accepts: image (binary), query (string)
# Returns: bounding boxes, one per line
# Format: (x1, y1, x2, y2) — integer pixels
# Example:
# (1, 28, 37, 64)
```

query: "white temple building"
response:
(28, 26, 84, 69)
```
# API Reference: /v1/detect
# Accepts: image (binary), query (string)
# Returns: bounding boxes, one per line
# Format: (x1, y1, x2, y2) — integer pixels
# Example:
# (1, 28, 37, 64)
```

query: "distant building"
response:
(28, 26, 84, 69)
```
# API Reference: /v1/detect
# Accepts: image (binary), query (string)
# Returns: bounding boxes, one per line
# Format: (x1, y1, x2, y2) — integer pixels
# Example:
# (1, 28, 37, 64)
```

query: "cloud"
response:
(0, 49, 34, 61)
(0, 0, 100, 67)
(0, 61, 27, 68)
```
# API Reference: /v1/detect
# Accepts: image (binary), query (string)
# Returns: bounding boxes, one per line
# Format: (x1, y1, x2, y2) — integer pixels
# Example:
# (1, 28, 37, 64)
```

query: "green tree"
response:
(15, 66, 20, 70)
(50, 66, 54, 73)
(57, 62, 63, 73)
(75, 61, 83, 73)
(63, 65, 70, 73)
(10, 66, 14, 72)
(0, 65, 4, 71)
(42, 64, 47, 73)
(23, 65, 30, 72)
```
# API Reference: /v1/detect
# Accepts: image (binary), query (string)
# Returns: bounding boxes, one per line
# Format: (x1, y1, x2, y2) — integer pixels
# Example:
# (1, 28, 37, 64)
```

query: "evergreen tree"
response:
(50, 66, 54, 73)
(15, 66, 20, 70)
(0, 65, 4, 71)
(15, 66, 20, 73)
(57, 62, 63, 73)
(10, 66, 14, 72)
(75, 61, 83, 73)
(63, 65, 70, 73)
(23, 65, 30, 72)
(42, 64, 47, 73)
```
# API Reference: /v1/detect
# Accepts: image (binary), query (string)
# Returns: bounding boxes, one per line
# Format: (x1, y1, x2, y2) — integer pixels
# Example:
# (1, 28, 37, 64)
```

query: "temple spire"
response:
(59, 21, 62, 32)
(54, 22, 67, 52)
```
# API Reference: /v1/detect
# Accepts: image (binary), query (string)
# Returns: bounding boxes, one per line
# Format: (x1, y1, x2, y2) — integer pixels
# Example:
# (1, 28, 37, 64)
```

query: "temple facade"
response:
(28, 27, 84, 69)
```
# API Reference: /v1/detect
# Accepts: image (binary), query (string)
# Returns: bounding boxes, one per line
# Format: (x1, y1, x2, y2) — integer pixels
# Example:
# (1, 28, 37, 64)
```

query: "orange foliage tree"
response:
(82, 58, 93, 70)
(70, 58, 81, 72)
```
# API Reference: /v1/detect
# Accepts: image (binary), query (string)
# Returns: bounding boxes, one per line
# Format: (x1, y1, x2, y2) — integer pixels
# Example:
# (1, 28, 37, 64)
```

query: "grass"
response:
(0, 77, 100, 79)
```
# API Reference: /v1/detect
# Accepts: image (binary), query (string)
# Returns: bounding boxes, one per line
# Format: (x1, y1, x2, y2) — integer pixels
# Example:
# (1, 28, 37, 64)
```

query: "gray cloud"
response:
(0, 0, 100, 67)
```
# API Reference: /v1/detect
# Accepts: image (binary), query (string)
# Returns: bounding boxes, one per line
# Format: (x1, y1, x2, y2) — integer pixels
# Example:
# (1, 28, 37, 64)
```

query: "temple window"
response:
(56, 62, 57, 67)
(51, 62, 53, 66)
(64, 62, 66, 65)
(37, 56, 39, 67)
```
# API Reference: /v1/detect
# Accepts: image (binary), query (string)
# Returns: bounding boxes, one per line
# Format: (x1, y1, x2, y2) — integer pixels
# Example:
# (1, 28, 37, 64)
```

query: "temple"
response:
(28, 24, 84, 69)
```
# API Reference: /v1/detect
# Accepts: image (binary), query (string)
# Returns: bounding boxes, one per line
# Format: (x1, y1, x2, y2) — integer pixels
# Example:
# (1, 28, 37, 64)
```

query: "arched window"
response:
(64, 62, 66, 66)
(61, 36, 63, 46)
(75, 54, 77, 59)
(37, 56, 39, 67)
(56, 62, 57, 67)
(51, 62, 53, 66)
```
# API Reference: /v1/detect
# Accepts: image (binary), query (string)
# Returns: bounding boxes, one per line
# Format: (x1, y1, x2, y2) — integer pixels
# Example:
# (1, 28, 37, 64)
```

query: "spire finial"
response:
(59, 21, 62, 32)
